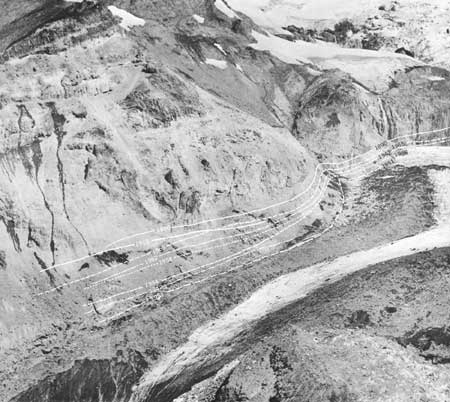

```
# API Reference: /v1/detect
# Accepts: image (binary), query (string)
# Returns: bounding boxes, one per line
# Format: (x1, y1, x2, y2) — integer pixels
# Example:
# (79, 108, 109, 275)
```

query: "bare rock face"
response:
(0, 1, 111, 57)
(1, 1, 450, 402)
(293, 66, 450, 159)
(121, 69, 203, 129)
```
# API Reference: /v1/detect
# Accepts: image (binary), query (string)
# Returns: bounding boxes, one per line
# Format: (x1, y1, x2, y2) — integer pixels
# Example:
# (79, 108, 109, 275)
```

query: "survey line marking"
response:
(39, 127, 450, 273)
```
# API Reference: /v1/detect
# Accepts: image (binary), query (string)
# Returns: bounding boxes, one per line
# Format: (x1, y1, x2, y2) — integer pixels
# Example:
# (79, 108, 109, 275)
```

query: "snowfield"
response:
(250, 30, 420, 92)
(218, 0, 450, 69)
(251, 30, 411, 63)
(223, 0, 387, 32)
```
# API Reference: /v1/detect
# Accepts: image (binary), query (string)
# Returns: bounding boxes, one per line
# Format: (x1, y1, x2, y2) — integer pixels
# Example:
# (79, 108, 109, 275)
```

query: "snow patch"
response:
(429, 169, 450, 226)
(425, 76, 445, 82)
(215, 0, 238, 19)
(193, 14, 205, 24)
(205, 58, 228, 69)
(214, 43, 227, 55)
(107, 5, 145, 30)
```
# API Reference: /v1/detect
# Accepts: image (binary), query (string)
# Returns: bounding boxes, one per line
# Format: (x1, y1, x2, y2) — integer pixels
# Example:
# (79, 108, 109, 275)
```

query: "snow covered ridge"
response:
(107, 5, 145, 31)
(426, 76, 445, 82)
(214, 43, 226, 55)
(429, 169, 450, 226)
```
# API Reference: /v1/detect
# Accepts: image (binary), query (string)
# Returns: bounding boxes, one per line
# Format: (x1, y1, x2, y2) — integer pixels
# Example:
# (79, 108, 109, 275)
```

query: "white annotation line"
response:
(38, 126, 450, 273)
(38, 133, 450, 298)
(86, 177, 332, 292)
(45, 134, 446, 297)
(94, 176, 343, 318)
(84, 225, 285, 313)
(86, 179, 334, 314)
(84, 187, 337, 311)
(40, 156, 351, 291)
(93, 138, 449, 322)
(45, 173, 332, 295)
(97, 175, 348, 323)
(86, 223, 284, 289)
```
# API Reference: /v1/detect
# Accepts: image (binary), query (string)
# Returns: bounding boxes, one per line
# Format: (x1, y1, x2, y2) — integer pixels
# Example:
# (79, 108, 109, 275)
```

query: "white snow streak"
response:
(214, 43, 227, 55)
(215, 0, 238, 19)
(223, 0, 385, 32)
(193, 14, 205, 24)
(205, 58, 228, 69)
(430, 169, 450, 226)
(107, 6, 145, 31)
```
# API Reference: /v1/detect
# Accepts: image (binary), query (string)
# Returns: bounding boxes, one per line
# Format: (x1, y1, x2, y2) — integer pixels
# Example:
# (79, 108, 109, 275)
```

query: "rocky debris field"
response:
(203, 246, 450, 402)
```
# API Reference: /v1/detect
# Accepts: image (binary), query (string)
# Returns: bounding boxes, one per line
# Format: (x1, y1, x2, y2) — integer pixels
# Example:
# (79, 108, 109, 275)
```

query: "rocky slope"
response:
(201, 246, 450, 402)
(1, 1, 450, 401)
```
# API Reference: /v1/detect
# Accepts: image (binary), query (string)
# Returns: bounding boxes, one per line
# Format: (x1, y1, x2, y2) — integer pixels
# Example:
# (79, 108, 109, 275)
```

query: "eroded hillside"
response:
(0, 1, 450, 401)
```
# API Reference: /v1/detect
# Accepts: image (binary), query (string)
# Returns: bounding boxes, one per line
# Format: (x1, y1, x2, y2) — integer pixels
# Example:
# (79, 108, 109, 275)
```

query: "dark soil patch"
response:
(95, 250, 129, 266)
(397, 327, 450, 364)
